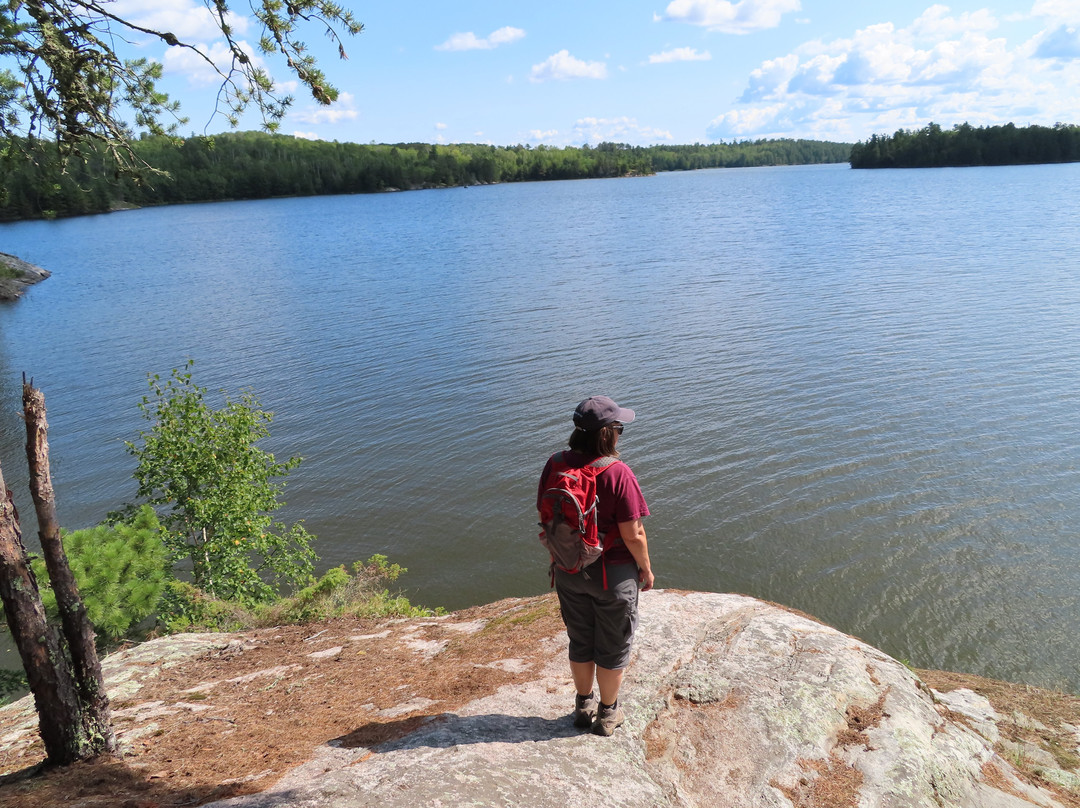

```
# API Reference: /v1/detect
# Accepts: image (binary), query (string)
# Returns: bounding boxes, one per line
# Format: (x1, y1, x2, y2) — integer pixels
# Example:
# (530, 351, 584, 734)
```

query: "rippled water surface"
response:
(3, 162, 1080, 689)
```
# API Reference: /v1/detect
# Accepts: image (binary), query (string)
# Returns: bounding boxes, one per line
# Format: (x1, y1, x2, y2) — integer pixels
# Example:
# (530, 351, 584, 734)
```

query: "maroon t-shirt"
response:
(537, 451, 650, 567)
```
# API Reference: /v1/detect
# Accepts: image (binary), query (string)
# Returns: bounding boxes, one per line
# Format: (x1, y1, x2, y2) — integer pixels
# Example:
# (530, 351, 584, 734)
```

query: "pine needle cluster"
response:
(31, 505, 169, 640)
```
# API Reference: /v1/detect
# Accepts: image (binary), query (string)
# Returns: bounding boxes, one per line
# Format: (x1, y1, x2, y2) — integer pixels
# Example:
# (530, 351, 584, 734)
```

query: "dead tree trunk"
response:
(0, 463, 87, 764)
(23, 380, 116, 756)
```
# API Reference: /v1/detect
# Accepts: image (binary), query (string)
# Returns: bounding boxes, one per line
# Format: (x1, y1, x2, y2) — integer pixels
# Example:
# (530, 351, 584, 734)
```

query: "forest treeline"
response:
(850, 122, 1080, 169)
(0, 133, 851, 221)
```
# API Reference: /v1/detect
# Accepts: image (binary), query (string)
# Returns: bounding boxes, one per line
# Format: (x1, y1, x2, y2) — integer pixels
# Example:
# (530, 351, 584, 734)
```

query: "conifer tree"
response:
(32, 507, 168, 640)
(0, 0, 363, 177)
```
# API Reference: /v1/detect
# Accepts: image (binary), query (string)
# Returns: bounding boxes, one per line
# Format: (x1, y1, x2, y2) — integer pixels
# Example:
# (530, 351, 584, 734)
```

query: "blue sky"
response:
(115, 0, 1080, 146)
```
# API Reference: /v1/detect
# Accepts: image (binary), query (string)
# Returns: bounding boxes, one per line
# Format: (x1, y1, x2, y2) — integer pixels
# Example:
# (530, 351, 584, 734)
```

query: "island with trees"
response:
(849, 122, 1080, 169)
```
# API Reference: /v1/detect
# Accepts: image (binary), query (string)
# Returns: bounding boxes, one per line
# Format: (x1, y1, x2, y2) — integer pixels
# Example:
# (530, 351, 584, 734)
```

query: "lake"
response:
(2, 162, 1080, 691)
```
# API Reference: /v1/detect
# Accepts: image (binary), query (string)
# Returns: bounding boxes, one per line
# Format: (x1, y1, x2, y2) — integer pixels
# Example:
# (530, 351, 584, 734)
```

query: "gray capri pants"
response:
(554, 561, 640, 670)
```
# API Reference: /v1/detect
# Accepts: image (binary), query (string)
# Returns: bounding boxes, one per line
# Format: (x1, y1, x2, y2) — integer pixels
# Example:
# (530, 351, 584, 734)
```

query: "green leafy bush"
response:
(127, 362, 315, 605)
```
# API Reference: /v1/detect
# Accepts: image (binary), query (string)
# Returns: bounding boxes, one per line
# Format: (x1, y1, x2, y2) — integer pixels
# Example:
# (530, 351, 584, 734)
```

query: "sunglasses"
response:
(612, 424, 624, 434)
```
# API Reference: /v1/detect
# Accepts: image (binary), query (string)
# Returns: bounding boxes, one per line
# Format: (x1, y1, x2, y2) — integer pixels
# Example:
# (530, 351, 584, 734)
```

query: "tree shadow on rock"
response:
(334, 712, 580, 752)
(0, 757, 262, 808)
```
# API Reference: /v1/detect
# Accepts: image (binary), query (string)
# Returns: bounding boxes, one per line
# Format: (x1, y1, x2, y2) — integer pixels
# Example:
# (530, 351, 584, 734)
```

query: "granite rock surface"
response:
(199, 591, 1072, 808)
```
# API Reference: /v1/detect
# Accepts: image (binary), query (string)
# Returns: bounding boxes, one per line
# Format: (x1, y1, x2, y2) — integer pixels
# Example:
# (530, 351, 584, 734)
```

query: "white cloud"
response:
(293, 131, 321, 140)
(529, 129, 560, 141)
(910, 5, 997, 38)
(489, 26, 526, 46)
(708, 105, 785, 137)
(113, 0, 247, 42)
(866, 107, 921, 133)
(435, 122, 448, 130)
(1033, 0, 1080, 25)
(571, 116, 674, 143)
(162, 40, 246, 86)
(648, 46, 712, 63)
(530, 50, 608, 82)
(740, 53, 799, 100)
(438, 32, 485, 51)
(662, 0, 801, 35)
(826, 17, 1011, 89)
(793, 52, 855, 93)
(292, 92, 359, 125)
(436, 26, 525, 51)
(709, 5, 1080, 141)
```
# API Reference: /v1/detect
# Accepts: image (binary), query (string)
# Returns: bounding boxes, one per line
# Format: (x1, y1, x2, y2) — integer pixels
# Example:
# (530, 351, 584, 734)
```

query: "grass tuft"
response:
(159, 555, 442, 633)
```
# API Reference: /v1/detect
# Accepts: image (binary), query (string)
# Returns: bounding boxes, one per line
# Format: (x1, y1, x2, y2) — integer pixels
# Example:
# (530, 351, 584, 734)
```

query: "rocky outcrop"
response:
(207, 591, 1074, 808)
(2, 591, 1077, 807)
(0, 253, 50, 300)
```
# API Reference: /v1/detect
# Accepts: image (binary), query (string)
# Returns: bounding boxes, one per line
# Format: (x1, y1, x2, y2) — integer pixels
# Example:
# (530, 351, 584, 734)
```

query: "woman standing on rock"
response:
(537, 395, 653, 736)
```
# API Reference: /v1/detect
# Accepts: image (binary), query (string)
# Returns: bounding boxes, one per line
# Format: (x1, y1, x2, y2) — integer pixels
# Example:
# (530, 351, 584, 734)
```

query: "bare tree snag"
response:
(0, 462, 86, 764)
(22, 379, 116, 756)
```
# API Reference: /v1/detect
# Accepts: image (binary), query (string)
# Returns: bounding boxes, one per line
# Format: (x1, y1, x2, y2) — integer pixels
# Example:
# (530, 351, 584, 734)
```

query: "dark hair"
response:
(567, 424, 621, 458)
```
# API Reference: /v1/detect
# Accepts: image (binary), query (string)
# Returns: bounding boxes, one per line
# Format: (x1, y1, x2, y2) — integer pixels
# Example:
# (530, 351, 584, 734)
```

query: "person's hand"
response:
(639, 567, 655, 591)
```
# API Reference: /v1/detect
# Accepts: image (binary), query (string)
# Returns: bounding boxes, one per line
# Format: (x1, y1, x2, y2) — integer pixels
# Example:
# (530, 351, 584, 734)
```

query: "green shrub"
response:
(158, 579, 254, 633)
(270, 555, 432, 623)
(127, 362, 315, 605)
(159, 555, 441, 632)
(17, 506, 168, 641)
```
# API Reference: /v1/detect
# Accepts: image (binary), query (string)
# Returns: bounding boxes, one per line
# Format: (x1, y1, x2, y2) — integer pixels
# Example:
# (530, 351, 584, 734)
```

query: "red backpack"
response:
(538, 452, 621, 583)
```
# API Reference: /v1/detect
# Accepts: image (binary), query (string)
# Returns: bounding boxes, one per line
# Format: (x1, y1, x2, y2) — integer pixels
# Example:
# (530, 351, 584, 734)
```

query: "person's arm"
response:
(618, 518, 653, 591)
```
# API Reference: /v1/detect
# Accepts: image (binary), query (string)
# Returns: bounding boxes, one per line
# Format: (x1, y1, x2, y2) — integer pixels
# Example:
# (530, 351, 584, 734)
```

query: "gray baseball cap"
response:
(573, 396, 636, 431)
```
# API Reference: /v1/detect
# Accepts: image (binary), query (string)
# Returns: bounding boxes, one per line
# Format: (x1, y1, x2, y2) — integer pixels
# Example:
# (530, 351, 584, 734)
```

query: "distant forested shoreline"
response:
(850, 122, 1080, 169)
(0, 133, 851, 221)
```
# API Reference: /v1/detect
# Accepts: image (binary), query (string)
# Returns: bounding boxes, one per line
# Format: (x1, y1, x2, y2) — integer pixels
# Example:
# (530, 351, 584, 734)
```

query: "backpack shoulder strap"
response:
(547, 451, 570, 468)
(587, 455, 621, 471)
(546, 453, 619, 478)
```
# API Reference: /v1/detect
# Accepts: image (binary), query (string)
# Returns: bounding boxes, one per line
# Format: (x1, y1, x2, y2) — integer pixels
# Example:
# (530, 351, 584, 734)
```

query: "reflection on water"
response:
(1, 163, 1080, 689)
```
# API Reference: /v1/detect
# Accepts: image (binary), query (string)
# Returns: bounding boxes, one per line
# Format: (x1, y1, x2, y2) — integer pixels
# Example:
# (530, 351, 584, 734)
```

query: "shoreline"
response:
(0, 253, 49, 301)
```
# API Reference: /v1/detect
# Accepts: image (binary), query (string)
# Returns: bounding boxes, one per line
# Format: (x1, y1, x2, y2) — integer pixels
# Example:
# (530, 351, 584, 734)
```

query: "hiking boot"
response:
(591, 701, 624, 736)
(573, 692, 598, 729)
